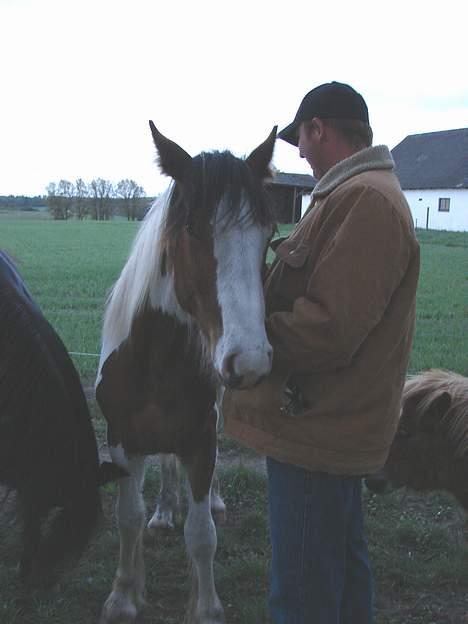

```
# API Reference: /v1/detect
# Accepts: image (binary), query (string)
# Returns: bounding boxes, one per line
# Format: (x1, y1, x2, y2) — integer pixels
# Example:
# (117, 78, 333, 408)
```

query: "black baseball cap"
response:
(278, 82, 369, 146)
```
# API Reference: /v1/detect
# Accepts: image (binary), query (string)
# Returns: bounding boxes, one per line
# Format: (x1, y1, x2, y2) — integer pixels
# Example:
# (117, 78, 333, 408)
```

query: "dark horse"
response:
(0, 251, 122, 586)
(366, 369, 468, 511)
(96, 123, 277, 623)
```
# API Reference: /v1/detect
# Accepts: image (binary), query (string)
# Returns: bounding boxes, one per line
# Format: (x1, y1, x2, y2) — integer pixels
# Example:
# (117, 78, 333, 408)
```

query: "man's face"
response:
(297, 120, 322, 178)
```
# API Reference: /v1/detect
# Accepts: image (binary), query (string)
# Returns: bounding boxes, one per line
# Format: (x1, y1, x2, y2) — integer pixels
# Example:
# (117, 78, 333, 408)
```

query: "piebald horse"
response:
(96, 123, 276, 623)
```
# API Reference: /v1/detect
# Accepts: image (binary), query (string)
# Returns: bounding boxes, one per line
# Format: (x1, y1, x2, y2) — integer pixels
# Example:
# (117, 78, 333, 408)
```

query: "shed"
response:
(267, 172, 316, 223)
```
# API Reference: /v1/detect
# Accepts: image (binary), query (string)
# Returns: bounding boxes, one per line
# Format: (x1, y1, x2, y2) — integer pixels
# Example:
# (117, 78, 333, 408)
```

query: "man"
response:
(223, 82, 420, 623)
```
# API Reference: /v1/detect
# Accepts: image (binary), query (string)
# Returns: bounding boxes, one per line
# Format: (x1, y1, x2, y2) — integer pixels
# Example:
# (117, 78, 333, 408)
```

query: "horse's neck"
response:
(98, 192, 183, 368)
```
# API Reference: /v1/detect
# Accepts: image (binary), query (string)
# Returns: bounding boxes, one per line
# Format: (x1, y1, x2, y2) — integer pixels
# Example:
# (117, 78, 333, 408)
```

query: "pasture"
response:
(0, 214, 467, 623)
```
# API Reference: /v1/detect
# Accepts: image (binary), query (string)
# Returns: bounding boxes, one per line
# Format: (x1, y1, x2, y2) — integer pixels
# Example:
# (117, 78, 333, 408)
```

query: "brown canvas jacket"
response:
(223, 145, 420, 475)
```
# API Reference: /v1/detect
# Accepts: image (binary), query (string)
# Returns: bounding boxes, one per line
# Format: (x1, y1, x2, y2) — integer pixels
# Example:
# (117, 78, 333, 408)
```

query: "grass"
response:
(1, 215, 466, 379)
(0, 215, 139, 377)
(410, 229, 468, 374)
(0, 214, 468, 623)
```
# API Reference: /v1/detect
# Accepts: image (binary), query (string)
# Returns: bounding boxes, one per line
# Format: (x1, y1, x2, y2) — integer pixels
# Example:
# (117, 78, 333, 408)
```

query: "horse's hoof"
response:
(147, 509, 175, 531)
(191, 606, 226, 624)
(99, 593, 138, 624)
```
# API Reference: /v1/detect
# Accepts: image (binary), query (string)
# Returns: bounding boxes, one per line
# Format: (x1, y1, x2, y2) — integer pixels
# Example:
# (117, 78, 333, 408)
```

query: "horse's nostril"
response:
(221, 353, 245, 388)
(222, 353, 238, 380)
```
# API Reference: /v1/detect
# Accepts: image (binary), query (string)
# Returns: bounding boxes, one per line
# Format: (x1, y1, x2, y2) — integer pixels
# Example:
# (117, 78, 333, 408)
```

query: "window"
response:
(438, 198, 450, 212)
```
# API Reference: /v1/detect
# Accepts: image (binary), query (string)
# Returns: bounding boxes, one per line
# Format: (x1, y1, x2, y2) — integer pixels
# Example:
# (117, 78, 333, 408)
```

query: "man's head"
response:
(278, 82, 373, 179)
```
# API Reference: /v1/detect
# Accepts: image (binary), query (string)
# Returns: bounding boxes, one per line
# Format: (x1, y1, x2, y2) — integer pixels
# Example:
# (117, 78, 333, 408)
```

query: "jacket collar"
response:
(312, 145, 394, 199)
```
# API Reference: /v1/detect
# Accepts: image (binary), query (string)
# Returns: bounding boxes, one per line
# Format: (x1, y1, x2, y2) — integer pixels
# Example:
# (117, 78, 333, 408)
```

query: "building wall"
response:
(301, 193, 312, 218)
(404, 189, 468, 231)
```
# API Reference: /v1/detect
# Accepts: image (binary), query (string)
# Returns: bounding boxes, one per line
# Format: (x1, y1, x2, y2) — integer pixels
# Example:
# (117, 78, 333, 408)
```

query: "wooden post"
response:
(426, 206, 430, 230)
(292, 187, 297, 223)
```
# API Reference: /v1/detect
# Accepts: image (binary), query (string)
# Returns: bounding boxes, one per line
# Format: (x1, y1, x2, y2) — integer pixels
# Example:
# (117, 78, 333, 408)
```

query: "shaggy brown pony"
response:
(366, 369, 468, 510)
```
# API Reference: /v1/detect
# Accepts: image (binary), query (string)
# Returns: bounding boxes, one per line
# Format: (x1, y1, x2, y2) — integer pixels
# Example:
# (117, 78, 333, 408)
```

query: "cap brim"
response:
(277, 120, 299, 146)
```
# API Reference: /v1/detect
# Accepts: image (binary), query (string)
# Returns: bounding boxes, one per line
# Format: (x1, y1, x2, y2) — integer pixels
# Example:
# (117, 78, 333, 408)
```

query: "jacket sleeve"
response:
(266, 186, 412, 373)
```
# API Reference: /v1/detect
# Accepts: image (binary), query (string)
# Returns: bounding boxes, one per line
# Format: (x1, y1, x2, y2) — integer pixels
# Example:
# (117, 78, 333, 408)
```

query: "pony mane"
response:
(404, 369, 468, 457)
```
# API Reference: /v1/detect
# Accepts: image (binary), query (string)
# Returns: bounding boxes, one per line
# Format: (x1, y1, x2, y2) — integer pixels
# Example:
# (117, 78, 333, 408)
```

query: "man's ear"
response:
(310, 117, 326, 141)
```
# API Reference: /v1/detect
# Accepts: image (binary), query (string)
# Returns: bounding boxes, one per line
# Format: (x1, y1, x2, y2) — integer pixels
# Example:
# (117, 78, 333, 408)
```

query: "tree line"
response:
(46, 178, 150, 221)
(0, 195, 47, 210)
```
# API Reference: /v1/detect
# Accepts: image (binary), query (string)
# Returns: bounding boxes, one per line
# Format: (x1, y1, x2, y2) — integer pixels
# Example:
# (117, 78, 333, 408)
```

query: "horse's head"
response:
(366, 390, 453, 494)
(149, 122, 276, 389)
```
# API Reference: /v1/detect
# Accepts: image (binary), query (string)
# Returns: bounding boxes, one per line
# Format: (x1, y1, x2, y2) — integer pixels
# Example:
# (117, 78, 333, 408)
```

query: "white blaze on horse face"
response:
(212, 198, 272, 389)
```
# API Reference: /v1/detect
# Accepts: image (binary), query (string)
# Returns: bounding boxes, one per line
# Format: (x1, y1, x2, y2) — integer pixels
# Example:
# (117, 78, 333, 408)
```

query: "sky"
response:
(1, 0, 467, 197)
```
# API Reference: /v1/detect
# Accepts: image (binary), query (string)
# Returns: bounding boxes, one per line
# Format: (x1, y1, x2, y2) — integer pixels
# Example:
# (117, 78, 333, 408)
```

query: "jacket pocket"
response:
(268, 240, 312, 306)
(275, 241, 310, 268)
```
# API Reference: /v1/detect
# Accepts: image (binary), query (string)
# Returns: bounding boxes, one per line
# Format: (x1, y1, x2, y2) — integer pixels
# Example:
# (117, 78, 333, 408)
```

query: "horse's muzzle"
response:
(219, 349, 272, 390)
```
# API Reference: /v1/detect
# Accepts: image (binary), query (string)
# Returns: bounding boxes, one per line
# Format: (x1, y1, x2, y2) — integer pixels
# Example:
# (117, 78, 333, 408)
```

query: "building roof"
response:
(392, 128, 468, 190)
(270, 171, 316, 190)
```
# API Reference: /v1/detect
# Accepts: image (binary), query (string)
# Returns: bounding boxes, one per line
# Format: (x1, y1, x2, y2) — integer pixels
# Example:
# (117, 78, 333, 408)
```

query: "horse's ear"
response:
(149, 121, 192, 182)
(421, 391, 452, 432)
(246, 126, 277, 180)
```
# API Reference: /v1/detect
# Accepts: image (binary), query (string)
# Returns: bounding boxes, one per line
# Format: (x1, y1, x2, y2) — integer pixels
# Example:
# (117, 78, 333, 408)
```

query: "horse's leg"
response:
(182, 413, 225, 624)
(148, 454, 181, 531)
(210, 470, 226, 525)
(212, 390, 226, 524)
(100, 451, 146, 624)
(18, 495, 41, 586)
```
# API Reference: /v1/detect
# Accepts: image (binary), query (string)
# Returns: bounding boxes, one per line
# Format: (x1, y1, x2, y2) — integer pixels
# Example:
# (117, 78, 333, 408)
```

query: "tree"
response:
(57, 180, 74, 219)
(89, 178, 114, 220)
(116, 179, 146, 220)
(46, 180, 74, 220)
(46, 182, 60, 219)
(73, 178, 89, 220)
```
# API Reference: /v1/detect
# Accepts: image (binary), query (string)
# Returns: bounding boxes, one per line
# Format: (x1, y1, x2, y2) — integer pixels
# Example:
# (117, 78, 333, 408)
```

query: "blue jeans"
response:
(266, 457, 373, 624)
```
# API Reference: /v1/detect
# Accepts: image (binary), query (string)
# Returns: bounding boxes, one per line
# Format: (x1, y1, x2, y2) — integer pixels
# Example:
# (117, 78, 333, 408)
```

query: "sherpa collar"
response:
(312, 145, 394, 199)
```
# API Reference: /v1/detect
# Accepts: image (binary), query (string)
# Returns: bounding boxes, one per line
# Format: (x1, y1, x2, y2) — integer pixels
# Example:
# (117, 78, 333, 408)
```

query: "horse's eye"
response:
(185, 222, 200, 240)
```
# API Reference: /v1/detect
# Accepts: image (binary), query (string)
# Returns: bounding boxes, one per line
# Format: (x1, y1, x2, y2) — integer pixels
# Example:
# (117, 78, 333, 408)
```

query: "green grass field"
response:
(0, 215, 466, 379)
(0, 214, 467, 623)
(0, 216, 140, 378)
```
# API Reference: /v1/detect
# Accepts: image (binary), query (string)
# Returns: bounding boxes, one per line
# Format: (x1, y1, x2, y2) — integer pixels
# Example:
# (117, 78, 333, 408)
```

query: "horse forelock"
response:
(163, 150, 274, 241)
(403, 369, 468, 458)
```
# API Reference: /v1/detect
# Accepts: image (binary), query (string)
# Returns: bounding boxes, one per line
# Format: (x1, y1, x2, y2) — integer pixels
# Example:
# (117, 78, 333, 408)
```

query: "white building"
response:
(392, 128, 468, 232)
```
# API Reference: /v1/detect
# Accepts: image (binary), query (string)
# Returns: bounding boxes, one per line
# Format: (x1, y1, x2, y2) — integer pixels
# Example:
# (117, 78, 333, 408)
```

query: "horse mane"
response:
(403, 369, 468, 457)
(102, 186, 183, 349)
(102, 150, 274, 352)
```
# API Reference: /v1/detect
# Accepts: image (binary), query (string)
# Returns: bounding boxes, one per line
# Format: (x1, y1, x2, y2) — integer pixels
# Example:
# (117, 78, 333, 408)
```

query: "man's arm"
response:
(267, 187, 412, 374)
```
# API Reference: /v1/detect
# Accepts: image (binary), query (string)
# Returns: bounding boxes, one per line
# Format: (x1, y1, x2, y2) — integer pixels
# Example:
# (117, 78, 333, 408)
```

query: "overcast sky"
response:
(1, 0, 467, 197)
